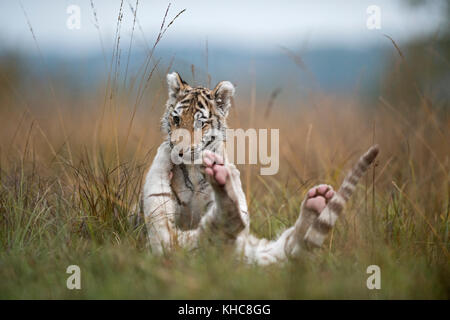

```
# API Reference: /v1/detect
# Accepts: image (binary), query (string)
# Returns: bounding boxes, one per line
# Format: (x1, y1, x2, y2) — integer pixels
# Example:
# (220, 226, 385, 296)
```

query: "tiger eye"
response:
(173, 115, 180, 125)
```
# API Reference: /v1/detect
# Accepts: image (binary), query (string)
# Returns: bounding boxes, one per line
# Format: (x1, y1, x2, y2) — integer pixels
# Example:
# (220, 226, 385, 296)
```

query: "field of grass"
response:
(0, 83, 448, 299)
(0, 3, 448, 300)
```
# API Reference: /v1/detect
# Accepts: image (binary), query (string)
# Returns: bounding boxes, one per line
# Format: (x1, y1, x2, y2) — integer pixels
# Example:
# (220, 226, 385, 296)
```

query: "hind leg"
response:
(299, 185, 335, 236)
(235, 185, 334, 265)
(285, 184, 334, 257)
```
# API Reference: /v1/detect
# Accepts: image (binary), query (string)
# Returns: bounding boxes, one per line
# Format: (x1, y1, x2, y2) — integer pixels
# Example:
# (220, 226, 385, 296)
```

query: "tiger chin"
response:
(139, 72, 379, 265)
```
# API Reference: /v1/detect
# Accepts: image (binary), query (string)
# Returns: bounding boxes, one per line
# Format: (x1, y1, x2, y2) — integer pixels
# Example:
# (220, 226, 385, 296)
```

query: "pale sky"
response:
(0, 0, 446, 56)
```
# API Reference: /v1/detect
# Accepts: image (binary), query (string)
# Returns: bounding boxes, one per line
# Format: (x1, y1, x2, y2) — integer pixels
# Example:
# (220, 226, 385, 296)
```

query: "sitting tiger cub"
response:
(141, 72, 378, 265)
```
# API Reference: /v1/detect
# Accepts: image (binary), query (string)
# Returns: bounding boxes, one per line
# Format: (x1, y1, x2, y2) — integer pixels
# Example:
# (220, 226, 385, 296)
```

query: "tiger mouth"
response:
(168, 136, 219, 165)
(168, 135, 217, 152)
(168, 144, 206, 164)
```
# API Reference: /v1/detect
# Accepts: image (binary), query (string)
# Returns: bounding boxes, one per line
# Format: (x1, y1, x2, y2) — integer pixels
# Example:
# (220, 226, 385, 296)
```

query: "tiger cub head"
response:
(161, 72, 235, 162)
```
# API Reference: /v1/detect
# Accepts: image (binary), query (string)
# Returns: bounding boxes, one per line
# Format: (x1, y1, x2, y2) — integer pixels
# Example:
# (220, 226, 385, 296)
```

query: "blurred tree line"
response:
(0, 1, 448, 109)
(0, 53, 23, 102)
(382, 0, 449, 107)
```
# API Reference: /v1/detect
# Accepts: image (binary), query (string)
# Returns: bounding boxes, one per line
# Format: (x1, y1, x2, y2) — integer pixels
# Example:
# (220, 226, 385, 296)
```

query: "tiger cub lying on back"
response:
(141, 72, 379, 265)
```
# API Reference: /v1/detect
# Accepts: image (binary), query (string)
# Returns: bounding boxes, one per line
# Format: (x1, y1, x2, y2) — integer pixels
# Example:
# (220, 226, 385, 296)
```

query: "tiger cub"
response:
(141, 72, 379, 265)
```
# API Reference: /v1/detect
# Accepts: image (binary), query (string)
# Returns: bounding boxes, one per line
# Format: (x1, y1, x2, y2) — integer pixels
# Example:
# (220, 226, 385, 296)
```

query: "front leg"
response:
(143, 142, 199, 253)
(201, 151, 248, 241)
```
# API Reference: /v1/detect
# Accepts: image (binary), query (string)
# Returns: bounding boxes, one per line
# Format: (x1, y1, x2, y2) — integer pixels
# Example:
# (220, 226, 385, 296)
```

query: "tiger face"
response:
(161, 72, 235, 163)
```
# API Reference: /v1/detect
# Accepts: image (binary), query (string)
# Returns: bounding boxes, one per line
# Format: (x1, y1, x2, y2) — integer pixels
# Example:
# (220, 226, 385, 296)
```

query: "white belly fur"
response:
(170, 164, 214, 230)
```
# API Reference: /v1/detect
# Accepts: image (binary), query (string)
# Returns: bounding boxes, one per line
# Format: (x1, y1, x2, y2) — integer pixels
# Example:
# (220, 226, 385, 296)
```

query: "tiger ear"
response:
(213, 81, 235, 117)
(166, 72, 186, 101)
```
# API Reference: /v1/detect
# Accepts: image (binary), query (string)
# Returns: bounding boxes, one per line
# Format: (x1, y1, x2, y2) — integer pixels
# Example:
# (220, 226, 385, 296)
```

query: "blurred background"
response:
(0, 0, 448, 96)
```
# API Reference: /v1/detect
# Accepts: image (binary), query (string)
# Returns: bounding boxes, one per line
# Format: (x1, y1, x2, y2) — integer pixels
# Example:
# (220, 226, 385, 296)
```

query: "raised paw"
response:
(286, 184, 337, 257)
(304, 184, 335, 214)
(203, 151, 230, 186)
(203, 150, 229, 186)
